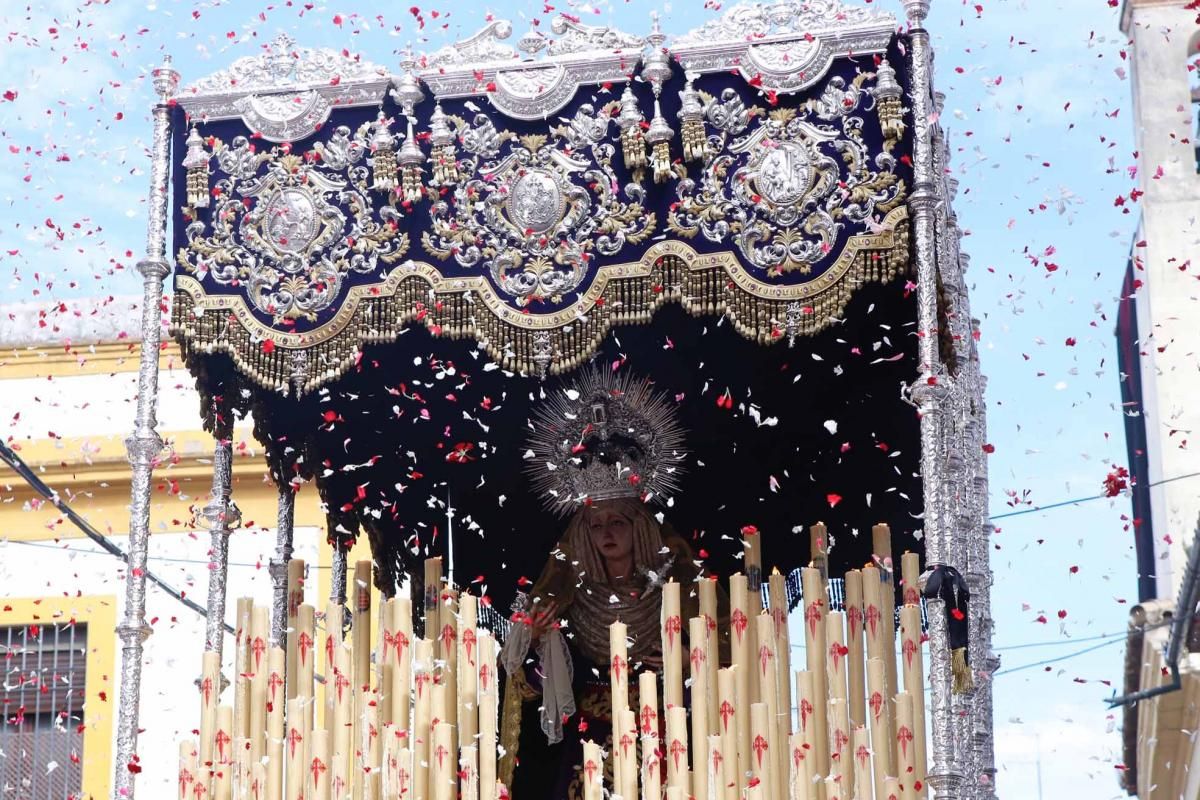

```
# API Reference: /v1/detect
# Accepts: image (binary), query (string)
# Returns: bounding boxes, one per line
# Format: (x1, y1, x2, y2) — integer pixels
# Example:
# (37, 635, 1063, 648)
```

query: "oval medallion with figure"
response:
(508, 169, 565, 234)
(756, 141, 812, 206)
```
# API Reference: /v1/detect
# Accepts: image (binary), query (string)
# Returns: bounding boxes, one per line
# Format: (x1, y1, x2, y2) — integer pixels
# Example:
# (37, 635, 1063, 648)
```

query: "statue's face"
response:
(586, 506, 635, 565)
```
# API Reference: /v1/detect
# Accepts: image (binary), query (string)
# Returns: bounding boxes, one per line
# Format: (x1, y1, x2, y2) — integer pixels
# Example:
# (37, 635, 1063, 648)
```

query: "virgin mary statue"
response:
(498, 369, 709, 800)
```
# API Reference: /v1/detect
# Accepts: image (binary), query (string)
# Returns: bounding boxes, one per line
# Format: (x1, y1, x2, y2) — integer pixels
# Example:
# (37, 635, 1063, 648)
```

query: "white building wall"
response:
(1123, 0, 1200, 602)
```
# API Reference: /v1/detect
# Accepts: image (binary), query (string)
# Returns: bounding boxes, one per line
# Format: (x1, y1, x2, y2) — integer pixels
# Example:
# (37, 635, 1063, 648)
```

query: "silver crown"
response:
(525, 367, 688, 516)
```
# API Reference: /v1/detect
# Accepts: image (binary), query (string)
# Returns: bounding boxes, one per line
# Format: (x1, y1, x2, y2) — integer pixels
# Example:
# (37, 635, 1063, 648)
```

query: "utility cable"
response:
(0, 438, 233, 634)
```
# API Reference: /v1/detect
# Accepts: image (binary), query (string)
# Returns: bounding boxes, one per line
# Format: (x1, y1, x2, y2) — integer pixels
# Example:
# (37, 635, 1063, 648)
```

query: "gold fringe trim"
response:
(170, 212, 910, 395)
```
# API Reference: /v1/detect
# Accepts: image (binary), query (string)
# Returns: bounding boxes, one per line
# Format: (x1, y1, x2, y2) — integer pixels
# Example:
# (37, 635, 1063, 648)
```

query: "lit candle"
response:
(716, 668, 738, 800)
(893, 693, 917, 800)
(662, 581, 684, 710)
(768, 567, 792, 793)
(285, 698, 306, 800)
(900, 553, 921, 608)
(899, 605, 926, 796)
(861, 566, 886, 697)
(477, 631, 498, 800)
(266, 647, 286, 800)
(200, 650, 221, 769)
(296, 604, 316, 726)
(800, 568, 828, 774)
(688, 616, 710, 800)
(699, 577, 720, 729)
(582, 740, 604, 800)
(754, 613, 783, 800)
(392, 597, 413, 735)
(610, 621, 630, 719)
(843, 570, 866, 728)
(749, 702, 772, 800)
(866, 658, 891, 800)
(728, 573, 753, 784)
(286, 559, 306, 700)
(665, 704, 689, 794)
(458, 592, 478, 781)
(871, 524, 897, 708)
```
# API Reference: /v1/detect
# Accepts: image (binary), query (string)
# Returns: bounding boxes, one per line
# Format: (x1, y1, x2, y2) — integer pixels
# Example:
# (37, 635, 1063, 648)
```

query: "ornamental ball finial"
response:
(152, 54, 180, 100)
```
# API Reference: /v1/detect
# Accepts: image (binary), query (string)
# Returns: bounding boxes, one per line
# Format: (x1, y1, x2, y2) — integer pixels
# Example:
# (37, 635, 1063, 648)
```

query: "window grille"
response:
(0, 623, 87, 800)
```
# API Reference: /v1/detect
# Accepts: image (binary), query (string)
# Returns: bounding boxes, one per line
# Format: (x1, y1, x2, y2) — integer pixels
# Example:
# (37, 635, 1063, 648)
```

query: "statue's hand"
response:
(529, 600, 561, 643)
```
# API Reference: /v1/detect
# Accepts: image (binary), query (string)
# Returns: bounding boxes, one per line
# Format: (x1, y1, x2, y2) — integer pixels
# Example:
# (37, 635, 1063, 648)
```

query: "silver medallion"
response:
(263, 188, 320, 254)
(507, 169, 564, 233)
(756, 141, 811, 206)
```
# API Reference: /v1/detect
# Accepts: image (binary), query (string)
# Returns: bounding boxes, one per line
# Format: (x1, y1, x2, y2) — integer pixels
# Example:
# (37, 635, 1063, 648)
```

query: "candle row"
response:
(179, 559, 503, 800)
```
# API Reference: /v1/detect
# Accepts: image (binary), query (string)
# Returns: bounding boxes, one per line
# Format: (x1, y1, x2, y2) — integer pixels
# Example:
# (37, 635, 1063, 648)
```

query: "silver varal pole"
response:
(112, 55, 179, 800)
(270, 482, 296, 647)
(902, 0, 964, 796)
(202, 436, 241, 657)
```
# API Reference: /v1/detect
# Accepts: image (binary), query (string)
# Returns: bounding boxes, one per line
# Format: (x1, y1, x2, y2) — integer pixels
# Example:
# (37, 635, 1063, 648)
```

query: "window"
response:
(0, 623, 88, 800)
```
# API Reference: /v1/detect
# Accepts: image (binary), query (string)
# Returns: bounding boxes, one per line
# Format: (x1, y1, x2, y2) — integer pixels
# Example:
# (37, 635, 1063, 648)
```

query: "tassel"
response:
(951, 648, 974, 694)
(370, 112, 397, 194)
(646, 100, 674, 185)
(617, 85, 646, 172)
(182, 127, 211, 209)
(398, 117, 424, 203)
(677, 80, 706, 162)
(428, 104, 459, 187)
(874, 59, 906, 143)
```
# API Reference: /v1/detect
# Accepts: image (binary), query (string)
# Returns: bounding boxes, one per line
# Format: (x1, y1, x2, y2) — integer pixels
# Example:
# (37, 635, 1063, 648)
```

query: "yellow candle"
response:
(200, 650, 221, 769)
(829, 698, 852, 797)
(871, 525, 898, 704)
(893, 693, 917, 800)
(235, 598, 254, 740)
(214, 705, 235, 800)
(392, 597, 413, 734)
(582, 740, 604, 800)
(266, 647, 286, 800)
(641, 724, 662, 800)
(826, 611, 848, 702)
(431, 722, 454, 800)
(800, 568, 828, 774)
(308, 729, 331, 800)
(477, 631, 498, 800)
(769, 568, 792, 796)
(754, 613, 783, 800)
(707, 733, 732, 800)
(610, 621, 630, 717)
(727, 579, 754, 791)
(296, 604, 316, 725)
(250, 607, 270, 764)
(866, 657, 892, 797)
(394, 744, 414, 800)
(699, 577, 720, 730)
(900, 553, 921, 608)
(460, 745, 479, 800)
(665, 704, 689, 794)
(809, 523, 829, 582)
(861, 567, 887, 698)
(458, 593, 479, 777)
(412, 639, 434, 800)
(332, 645, 353, 783)
(843, 570, 866, 728)
(438, 590, 459, 761)
(851, 726, 872, 800)
(284, 698, 306, 800)
(716, 668, 738, 800)
(615, 707, 638, 800)
(661, 581, 684, 710)
(325, 601, 344, 733)
(787, 733, 811, 800)
(749, 702, 772, 800)
(286, 559, 306, 700)
(688, 617, 710, 800)
(899, 605, 927, 796)
(179, 740, 199, 800)
(361, 688, 382, 783)
(352, 561, 373, 695)
(793, 671, 819, 783)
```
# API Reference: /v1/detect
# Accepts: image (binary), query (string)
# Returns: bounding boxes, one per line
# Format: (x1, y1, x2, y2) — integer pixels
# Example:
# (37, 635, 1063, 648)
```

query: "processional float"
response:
(115, 1, 996, 800)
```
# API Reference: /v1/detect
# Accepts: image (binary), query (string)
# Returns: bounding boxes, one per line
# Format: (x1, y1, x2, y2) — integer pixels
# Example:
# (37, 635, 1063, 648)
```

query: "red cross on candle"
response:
(690, 645, 706, 675)
(436, 744, 449, 770)
(620, 732, 635, 759)
(640, 704, 657, 735)
(897, 725, 913, 759)
(670, 738, 687, 771)
(664, 615, 682, 649)
(711, 748, 724, 776)
(192, 780, 207, 800)
(179, 766, 194, 795)
(215, 730, 232, 764)
(268, 671, 284, 704)
(869, 691, 884, 722)
(771, 606, 786, 638)
(298, 631, 313, 666)
(731, 609, 748, 644)
(439, 623, 456, 654)
(792, 745, 805, 771)
(847, 605, 863, 640)
(584, 758, 599, 786)
(834, 728, 850, 755)
(200, 676, 214, 707)
(758, 644, 773, 677)
(325, 633, 335, 667)
(866, 604, 881, 639)
(480, 664, 494, 693)
(719, 700, 735, 732)
(415, 670, 432, 698)
(800, 698, 814, 732)
(335, 669, 351, 703)
(287, 727, 303, 759)
(804, 602, 823, 638)
(856, 743, 871, 769)
(611, 653, 627, 683)
(752, 734, 769, 767)
(903, 637, 917, 670)
(462, 628, 477, 665)
(829, 641, 845, 674)
(252, 636, 267, 669)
